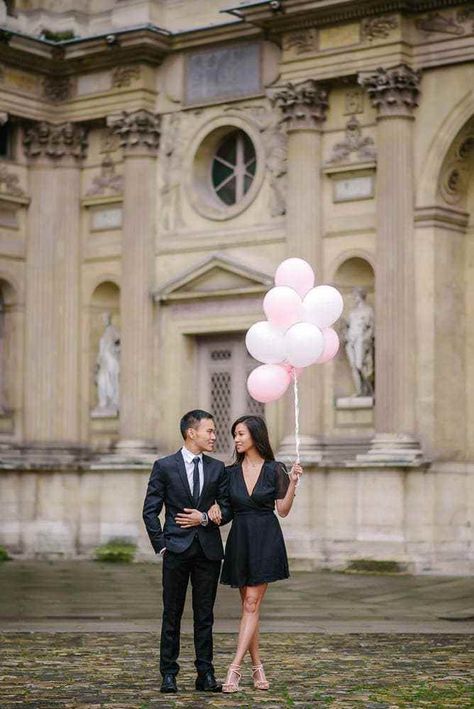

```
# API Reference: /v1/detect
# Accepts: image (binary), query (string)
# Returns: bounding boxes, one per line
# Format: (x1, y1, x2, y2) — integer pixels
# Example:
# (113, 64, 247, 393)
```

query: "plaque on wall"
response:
(333, 174, 374, 202)
(90, 206, 123, 231)
(185, 42, 261, 105)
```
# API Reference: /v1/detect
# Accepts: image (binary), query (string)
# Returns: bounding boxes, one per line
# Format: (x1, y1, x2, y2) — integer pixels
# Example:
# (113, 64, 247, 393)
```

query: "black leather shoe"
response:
(195, 671, 222, 692)
(160, 674, 177, 693)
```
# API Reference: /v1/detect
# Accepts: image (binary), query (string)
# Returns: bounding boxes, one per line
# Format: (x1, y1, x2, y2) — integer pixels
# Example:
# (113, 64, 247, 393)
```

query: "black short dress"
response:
(220, 460, 290, 588)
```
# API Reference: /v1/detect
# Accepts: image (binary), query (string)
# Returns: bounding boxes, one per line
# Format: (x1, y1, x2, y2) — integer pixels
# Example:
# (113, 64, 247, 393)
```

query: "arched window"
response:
(211, 130, 256, 206)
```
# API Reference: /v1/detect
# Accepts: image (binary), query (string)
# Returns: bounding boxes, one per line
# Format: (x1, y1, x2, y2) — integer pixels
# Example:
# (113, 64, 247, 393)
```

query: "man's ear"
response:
(187, 427, 196, 441)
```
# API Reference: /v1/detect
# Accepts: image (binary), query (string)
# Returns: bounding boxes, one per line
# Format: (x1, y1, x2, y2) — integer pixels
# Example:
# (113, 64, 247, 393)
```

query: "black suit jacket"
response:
(142, 450, 233, 561)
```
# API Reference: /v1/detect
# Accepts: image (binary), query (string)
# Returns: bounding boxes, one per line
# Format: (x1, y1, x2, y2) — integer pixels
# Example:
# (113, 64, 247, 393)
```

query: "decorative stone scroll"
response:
(106, 110, 161, 153)
(23, 121, 88, 161)
(283, 29, 318, 54)
(270, 80, 329, 130)
(111, 66, 140, 88)
(361, 15, 398, 42)
(358, 64, 421, 118)
(438, 118, 474, 207)
(415, 11, 464, 35)
(327, 116, 376, 164)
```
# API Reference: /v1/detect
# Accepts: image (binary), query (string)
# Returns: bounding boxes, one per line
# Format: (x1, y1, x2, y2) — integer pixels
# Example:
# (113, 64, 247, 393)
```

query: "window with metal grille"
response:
(198, 336, 264, 457)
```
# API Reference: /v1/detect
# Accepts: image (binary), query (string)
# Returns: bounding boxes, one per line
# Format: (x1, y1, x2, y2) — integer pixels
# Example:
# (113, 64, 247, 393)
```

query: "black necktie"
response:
(192, 457, 200, 506)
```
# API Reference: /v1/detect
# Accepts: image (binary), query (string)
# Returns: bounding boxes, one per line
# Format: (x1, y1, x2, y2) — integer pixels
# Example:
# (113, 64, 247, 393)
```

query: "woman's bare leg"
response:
(239, 587, 261, 666)
(230, 584, 267, 667)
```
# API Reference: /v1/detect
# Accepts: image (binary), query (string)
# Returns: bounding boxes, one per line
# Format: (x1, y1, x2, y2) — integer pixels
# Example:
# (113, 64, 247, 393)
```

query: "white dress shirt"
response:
(181, 446, 204, 498)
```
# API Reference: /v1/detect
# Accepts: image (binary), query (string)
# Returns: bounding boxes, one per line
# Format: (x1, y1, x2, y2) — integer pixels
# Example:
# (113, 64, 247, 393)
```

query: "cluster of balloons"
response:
(246, 258, 343, 403)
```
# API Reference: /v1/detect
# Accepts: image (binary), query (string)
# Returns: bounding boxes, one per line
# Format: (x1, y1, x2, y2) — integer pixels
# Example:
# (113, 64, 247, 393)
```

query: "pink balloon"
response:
(283, 363, 303, 378)
(263, 286, 303, 330)
(316, 328, 340, 363)
(247, 364, 291, 404)
(275, 258, 315, 298)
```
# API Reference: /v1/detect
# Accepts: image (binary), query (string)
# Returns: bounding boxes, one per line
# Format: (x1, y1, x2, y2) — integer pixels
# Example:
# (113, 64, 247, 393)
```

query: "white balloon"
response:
(275, 258, 315, 298)
(284, 322, 324, 368)
(303, 285, 344, 329)
(245, 321, 287, 365)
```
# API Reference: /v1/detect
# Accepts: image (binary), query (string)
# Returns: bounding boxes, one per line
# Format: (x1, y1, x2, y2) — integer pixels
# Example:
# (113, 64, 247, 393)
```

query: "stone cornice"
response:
(223, 0, 473, 32)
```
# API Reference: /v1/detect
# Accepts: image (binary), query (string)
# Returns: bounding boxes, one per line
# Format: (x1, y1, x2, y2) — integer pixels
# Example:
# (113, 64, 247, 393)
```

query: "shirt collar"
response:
(181, 446, 202, 464)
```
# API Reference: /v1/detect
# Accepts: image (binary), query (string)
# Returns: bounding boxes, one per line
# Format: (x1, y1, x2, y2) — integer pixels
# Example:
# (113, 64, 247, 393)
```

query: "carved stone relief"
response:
(361, 15, 398, 42)
(0, 166, 25, 198)
(159, 112, 189, 231)
(238, 103, 288, 217)
(111, 66, 140, 88)
(344, 89, 364, 115)
(415, 11, 465, 35)
(283, 29, 318, 55)
(439, 120, 474, 207)
(86, 155, 123, 197)
(327, 116, 376, 165)
(99, 129, 121, 155)
(42, 75, 73, 102)
(23, 121, 88, 161)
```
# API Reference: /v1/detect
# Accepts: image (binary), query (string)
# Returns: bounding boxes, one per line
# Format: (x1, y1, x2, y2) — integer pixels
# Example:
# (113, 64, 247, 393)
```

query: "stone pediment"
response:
(154, 254, 273, 303)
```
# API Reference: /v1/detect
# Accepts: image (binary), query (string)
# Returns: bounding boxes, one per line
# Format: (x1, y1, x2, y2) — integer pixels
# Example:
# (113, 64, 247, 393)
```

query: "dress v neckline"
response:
(240, 461, 265, 497)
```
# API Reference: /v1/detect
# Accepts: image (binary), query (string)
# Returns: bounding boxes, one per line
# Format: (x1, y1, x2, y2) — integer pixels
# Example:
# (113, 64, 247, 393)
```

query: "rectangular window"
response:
(198, 335, 264, 457)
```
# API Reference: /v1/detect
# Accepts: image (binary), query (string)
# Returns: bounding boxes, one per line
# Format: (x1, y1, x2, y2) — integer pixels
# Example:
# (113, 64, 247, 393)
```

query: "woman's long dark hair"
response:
(231, 415, 275, 464)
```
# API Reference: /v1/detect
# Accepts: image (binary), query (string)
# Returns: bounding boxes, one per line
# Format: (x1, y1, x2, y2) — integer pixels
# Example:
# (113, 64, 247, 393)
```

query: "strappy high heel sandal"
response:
(252, 664, 270, 690)
(222, 664, 242, 693)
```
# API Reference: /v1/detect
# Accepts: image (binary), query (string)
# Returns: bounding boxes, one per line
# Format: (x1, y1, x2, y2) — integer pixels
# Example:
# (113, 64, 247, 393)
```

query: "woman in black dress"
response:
(210, 415, 302, 693)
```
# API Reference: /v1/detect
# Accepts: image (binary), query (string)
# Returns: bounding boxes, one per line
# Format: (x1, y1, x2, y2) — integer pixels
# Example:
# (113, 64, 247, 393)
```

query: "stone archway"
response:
(415, 114, 473, 460)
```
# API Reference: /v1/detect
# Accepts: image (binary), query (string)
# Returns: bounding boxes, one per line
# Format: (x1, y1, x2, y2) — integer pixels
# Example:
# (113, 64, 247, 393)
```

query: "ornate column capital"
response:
(23, 121, 88, 162)
(358, 64, 421, 118)
(269, 80, 329, 131)
(106, 110, 161, 154)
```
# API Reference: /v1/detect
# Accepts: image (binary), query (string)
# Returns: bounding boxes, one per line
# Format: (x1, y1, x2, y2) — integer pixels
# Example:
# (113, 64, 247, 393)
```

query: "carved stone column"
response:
(107, 110, 160, 449)
(358, 65, 423, 463)
(270, 80, 329, 463)
(23, 121, 87, 443)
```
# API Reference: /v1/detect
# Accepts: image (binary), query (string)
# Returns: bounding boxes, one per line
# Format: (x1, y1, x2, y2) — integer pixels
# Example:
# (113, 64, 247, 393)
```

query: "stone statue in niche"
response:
(343, 288, 375, 397)
(92, 312, 120, 417)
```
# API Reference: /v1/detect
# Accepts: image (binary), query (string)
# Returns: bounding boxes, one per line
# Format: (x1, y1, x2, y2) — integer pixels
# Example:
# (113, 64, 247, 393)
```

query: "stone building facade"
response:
(0, 0, 472, 573)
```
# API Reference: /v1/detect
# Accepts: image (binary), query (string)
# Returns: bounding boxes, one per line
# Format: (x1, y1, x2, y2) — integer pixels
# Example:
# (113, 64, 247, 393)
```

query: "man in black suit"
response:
(143, 409, 231, 694)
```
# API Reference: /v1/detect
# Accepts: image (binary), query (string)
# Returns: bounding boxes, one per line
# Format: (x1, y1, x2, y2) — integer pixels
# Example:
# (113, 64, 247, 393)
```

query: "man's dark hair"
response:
(180, 409, 214, 439)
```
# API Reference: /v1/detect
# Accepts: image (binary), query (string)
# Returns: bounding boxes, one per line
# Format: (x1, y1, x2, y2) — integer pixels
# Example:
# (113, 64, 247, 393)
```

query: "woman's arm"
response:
(276, 463, 303, 518)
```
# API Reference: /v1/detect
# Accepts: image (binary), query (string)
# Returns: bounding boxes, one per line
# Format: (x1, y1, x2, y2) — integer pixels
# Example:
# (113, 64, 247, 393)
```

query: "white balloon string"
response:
(292, 368, 301, 487)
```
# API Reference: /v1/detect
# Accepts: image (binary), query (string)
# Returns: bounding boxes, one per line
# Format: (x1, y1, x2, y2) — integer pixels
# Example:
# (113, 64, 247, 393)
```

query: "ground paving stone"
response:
(0, 563, 473, 707)
(0, 633, 473, 707)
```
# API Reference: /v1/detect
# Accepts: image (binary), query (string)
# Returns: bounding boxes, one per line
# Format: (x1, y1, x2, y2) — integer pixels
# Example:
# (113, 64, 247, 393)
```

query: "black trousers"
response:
(160, 537, 221, 676)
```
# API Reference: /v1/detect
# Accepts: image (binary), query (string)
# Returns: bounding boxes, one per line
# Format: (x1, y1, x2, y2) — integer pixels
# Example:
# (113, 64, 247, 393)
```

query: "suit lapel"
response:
(174, 451, 193, 504)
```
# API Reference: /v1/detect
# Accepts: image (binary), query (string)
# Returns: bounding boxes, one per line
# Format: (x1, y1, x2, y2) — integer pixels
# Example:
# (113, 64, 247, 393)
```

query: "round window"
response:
(211, 130, 257, 206)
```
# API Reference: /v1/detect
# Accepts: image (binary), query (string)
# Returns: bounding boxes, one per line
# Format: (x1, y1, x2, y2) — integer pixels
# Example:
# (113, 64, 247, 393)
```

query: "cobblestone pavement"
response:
(0, 563, 473, 707)
(1, 632, 472, 707)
